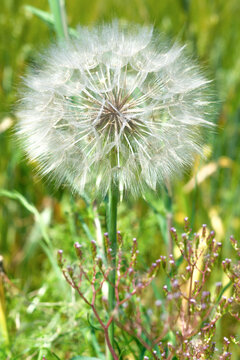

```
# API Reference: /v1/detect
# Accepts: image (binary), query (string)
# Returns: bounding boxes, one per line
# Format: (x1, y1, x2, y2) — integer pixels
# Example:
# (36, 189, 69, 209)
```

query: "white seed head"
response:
(17, 21, 214, 197)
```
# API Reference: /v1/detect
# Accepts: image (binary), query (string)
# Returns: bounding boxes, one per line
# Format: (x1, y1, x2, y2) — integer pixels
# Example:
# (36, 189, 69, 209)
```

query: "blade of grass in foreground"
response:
(24, 5, 77, 37)
(48, 0, 69, 39)
(0, 189, 67, 292)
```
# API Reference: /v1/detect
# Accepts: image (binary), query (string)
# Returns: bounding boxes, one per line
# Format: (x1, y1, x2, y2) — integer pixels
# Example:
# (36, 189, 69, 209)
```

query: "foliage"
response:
(0, 0, 240, 359)
(58, 221, 240, 359)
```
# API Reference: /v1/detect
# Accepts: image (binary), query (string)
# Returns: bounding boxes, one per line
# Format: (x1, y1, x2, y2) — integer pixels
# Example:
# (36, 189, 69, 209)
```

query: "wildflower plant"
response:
(58, 232, 161, 360)
(16, 1, 216, 358)
(58, 220, 239, 359)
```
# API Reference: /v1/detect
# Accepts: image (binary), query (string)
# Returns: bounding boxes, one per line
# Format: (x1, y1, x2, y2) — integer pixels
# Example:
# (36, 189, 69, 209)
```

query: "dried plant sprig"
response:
(58, 232, 160, 359)
(58, 221, 240, 359)
(17, 21, 214, 198)
(223, 235, 240, 321)
(106, 221, 239, 359)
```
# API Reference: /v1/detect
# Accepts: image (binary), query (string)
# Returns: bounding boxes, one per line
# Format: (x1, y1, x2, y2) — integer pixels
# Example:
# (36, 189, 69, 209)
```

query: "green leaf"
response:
(0, 189, 67, 292)
(25, 5, 77, 37)
(25, 5, 54, 26)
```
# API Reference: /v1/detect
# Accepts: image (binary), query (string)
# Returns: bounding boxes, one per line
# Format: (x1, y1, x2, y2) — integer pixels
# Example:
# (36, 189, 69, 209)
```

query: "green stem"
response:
(48, 0, 69, 39)
(107, 181, 119, 360)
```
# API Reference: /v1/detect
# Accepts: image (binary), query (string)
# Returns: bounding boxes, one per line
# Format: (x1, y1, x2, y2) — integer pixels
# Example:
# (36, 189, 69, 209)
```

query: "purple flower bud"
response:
(57, 250, 63, 267)
(202, 291, 210, 298)
(155, 299, 162, 307)
(202, 224, 207, 237)
(163, 285, 168, 292)
(172, 279, 179, 288)
(74, 242, 83, 259)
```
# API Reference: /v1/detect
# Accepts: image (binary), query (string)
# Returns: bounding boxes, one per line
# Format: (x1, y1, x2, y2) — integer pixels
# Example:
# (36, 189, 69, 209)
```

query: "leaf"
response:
(25, 5, 54, 26)
(25, 5, 77, 37)
(0, 189, 67, 292)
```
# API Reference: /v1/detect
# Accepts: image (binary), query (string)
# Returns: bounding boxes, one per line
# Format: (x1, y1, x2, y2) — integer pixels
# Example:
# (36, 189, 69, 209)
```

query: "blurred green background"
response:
(0, 0, 240, 359)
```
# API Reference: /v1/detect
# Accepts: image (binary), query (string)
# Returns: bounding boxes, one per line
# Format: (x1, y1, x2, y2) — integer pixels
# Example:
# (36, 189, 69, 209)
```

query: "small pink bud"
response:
(202, 224, 207, 237)
(155, 299, 162, 307)
(74, 242, 82, 259)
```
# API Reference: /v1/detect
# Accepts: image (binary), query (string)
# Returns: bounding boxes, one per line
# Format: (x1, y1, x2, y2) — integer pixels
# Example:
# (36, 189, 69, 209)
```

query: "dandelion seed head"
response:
(17, 21, 214, 197)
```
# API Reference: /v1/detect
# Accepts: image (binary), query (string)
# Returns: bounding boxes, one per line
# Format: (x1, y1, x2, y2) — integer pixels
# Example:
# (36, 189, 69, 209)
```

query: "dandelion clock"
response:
(17, 21, 213, 199)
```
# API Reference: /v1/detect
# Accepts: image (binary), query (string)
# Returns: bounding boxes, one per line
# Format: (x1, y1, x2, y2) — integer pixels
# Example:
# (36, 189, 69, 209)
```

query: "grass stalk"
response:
(48, 0, 69, 39)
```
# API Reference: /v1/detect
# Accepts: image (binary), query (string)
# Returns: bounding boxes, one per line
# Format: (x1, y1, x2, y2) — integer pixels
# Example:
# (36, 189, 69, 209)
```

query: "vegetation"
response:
(0, 0, 240, 359)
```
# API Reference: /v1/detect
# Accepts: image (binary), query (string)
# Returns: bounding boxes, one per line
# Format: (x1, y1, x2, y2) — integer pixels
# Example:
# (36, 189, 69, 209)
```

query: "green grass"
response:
(0, 0, 240, 358)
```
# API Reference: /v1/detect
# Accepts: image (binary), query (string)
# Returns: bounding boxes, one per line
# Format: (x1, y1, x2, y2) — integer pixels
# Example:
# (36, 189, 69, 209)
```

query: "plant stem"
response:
(107, 181, 119, 360)
(0, 257, 9, 346)
(48, 0, 69, 39)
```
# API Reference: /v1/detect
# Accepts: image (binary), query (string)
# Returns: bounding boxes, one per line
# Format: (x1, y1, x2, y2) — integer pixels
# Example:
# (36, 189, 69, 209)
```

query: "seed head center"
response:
(96, 93, 133, 135)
